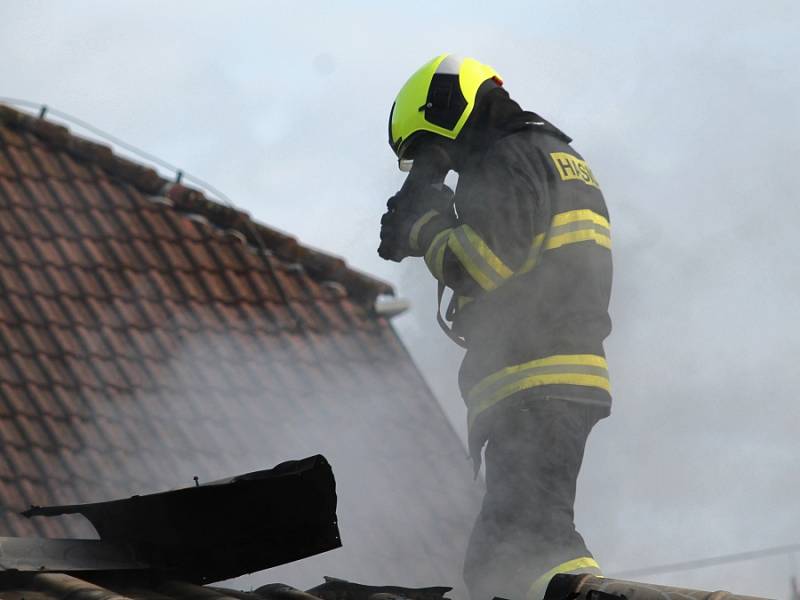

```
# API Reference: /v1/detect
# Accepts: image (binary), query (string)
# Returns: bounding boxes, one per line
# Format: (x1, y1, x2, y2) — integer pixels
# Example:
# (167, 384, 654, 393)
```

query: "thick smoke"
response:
(2, 2, 800, 599)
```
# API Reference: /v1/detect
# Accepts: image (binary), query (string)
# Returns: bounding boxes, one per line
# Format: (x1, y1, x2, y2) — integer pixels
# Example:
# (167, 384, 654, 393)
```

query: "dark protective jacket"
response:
(416, 94, 612, 461)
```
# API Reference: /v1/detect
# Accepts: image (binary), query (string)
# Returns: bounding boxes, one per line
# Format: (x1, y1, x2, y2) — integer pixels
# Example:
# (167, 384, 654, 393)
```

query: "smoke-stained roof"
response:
(0, 104, 481, 589)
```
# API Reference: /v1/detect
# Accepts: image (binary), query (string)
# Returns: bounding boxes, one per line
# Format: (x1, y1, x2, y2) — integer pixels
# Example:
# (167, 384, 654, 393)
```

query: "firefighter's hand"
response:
(378, 184, 454, 262)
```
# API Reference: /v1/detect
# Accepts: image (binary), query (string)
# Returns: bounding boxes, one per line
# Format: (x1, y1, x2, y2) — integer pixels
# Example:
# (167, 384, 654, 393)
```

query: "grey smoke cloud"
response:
(2, 1, 800, 598)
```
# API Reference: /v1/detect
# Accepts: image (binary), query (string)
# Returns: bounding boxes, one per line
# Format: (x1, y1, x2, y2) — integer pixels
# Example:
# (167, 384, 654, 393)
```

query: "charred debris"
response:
(0, 454, 451, 600)
(0, 455, 773, 600)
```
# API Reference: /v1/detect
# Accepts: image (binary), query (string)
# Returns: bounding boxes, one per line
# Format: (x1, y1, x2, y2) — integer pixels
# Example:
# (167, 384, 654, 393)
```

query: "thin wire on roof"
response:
(612, 542, 800, 578)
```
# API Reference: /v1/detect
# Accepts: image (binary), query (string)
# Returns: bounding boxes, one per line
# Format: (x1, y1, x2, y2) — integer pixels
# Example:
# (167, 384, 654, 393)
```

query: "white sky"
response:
(3, 1, 800, 598)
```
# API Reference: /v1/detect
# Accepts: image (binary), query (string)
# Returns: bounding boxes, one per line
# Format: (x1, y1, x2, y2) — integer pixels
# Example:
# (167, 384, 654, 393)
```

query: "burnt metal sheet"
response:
(22, 455, 341, 584)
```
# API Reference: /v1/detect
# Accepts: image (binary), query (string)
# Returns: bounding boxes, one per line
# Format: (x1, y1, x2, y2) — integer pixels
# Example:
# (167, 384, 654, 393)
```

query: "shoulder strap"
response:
(436, 282, 467, 348)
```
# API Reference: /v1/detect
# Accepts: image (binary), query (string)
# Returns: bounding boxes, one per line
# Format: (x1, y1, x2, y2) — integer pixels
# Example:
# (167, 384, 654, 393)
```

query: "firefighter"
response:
(378, 54, 613, 600)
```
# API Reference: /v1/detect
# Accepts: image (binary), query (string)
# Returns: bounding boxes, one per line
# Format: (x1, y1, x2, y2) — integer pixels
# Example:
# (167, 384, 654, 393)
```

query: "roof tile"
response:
(198, 270, 235, 304)
(223, 270, 261, 304)
(31, 446, 69, 485)
(73, 325, 112, 357)
(80, 386, 121, 421)
(105, 238, 134, 266)
(101, 326, 138, 359)
(210, 237, 247, 271)
(90, 209, 121, 238)
(16, 414, 54, 449)
(45, 265, 80, 296)
(0, 236, 16, 265)
(29, 141, 68, 180)
(0, 419, 26, 448)
(12, 202, 53, 237)
(67, 208, 103, 239)
(20, 263, 57, 297)
(116, 357, 152, 390)
(169, 214, 205, 242)
(0, 321, 32, 355)
(25, 383, 66, 418)
(60, 445, 95, 480)
(138, 207, 179, 241)
(184, 239, 218, 271)
(58, 296, 97, 328)
(0, 477, 29, 517)
(58, 150, 95, 182)
(126, 328, 162, 360)
(0, 266, 28, 294)
(8, 293, 46, 326)
(21, 179, 62, 213)
(149, 271, 183, 302)
(157, 238, 193, 271)
(130, 238, 164, 271)
(95, 178, 138, 211)
(107, 297, 147, 331)
(47, 177, 89, 211)
(173, 270, 208, 302)
(69, 267, 105, 299)
(124, 269, 159, 301)
(0, 122, 27, 147)
(0, 148, 17, 179)
(55, 237, 87, 263)
(32, 296, 70, 327)
(4, 144, 40, 178)
(39, 209, 78, 243)
(80, 238, 115, 268)
(15, 236, 49, 265)
(0, 449, 14, 478)
(13, 354, 52, 386)
(0, 207, 30, 238)
(42, 356, 79, 388)
(0, 176, 28, 208)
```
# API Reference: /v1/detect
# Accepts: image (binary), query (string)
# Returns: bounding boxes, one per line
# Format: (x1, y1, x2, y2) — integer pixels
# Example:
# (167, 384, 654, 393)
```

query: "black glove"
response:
(378, 184, 455, 262)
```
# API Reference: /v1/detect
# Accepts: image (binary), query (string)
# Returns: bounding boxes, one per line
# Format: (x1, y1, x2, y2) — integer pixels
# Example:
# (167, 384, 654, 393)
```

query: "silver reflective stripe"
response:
(451, 228, 506, 288)
(469, 364, 609, 408)
(436, 54, 463, 75)
(548, 220, 610, 238)
(424, 229, 451, 279)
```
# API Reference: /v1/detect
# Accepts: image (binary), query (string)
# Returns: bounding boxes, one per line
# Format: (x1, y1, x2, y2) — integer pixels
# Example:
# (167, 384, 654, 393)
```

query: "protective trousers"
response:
(463, 397, 604, 600)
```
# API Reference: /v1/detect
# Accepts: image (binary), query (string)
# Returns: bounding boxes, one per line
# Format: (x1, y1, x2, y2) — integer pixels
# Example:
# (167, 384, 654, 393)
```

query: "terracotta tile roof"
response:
(0, 104, 480, 588)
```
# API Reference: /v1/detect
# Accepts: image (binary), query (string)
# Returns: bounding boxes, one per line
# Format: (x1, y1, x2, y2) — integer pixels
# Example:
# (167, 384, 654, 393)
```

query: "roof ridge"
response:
(0, 104, 392, 305)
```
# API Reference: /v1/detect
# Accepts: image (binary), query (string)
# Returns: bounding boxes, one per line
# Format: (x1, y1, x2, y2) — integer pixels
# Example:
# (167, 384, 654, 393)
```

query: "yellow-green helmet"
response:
(389, 54, 503, 169)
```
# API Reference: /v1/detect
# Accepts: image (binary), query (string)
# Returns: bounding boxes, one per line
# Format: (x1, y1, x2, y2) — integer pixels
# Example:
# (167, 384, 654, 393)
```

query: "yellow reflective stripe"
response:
(408, 209, 440, 253)
(448, 225, 513, 291)
(527, 557, 602, 600)
(471, 354, 608, 395)
(462, 225, 514, 278)
(456, 295, 473, 310)
(520, 210, 611, 274)
(546, 229, 612, 251)
(552, 209, 609, 229)
(518, 232, 547, 275)
(467, 354, 609, 429)
(424, 229, 451, 281)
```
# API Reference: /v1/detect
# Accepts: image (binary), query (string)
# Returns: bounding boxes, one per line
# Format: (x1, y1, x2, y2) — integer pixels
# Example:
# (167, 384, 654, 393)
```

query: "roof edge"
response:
(0, 103, 393, 305)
